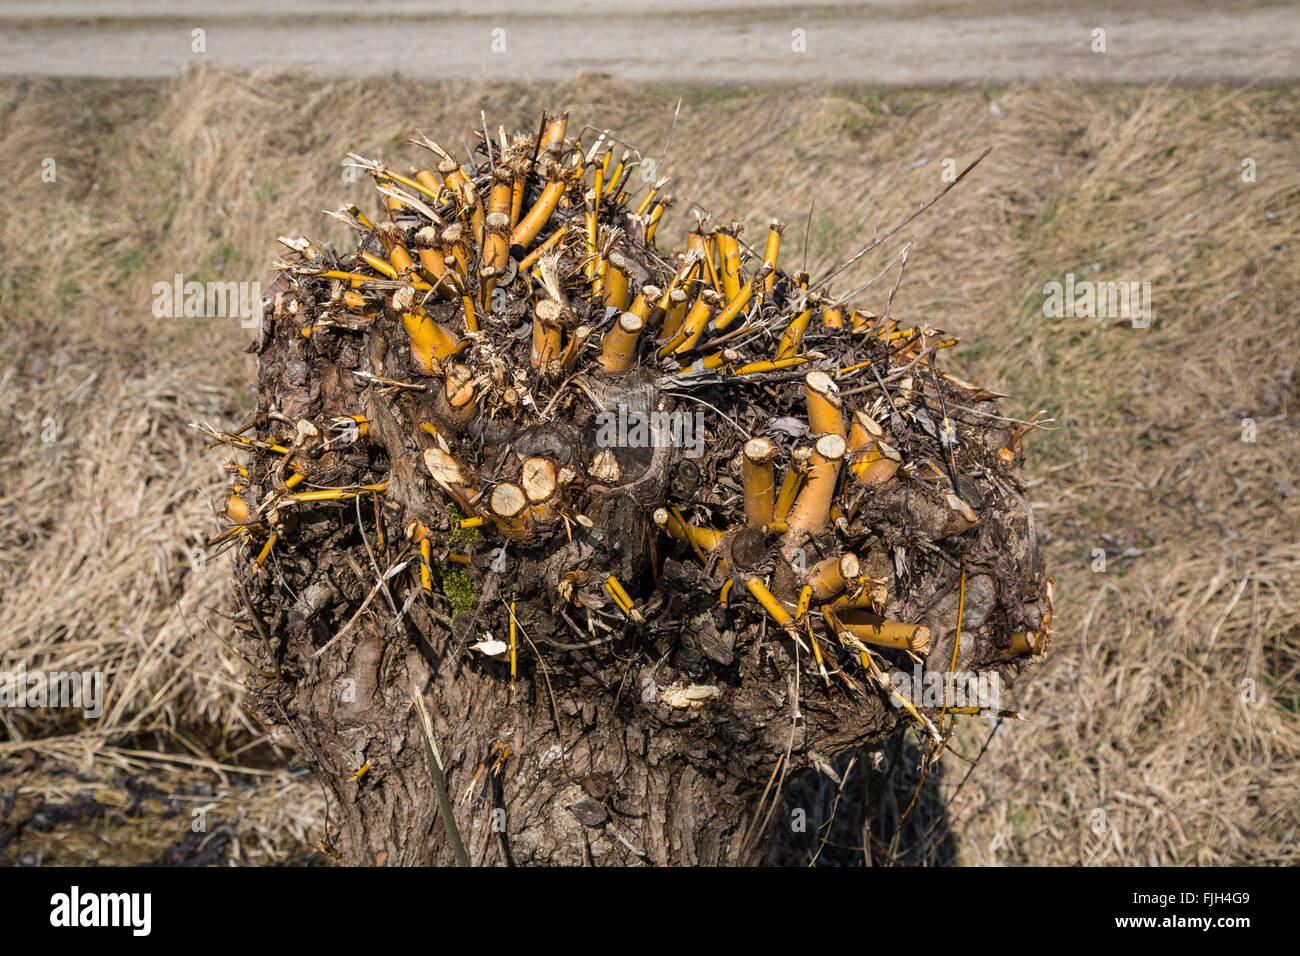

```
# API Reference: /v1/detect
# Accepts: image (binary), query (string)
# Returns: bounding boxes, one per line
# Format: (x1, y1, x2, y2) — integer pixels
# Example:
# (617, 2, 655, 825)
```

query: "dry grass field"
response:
(0, 69, 1296, 864)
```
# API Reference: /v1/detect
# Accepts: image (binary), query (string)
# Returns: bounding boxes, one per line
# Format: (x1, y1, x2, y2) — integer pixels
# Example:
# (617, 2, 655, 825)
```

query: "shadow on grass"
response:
(772, 738, 959, 866)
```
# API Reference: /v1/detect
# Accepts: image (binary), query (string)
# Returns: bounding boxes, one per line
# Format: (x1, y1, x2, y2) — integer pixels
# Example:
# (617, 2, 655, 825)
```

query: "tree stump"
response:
(214, 115, 1052, 865)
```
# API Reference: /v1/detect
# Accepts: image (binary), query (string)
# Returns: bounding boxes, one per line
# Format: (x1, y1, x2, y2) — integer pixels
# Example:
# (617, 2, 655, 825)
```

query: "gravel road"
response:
(1, 1, 1297, 85)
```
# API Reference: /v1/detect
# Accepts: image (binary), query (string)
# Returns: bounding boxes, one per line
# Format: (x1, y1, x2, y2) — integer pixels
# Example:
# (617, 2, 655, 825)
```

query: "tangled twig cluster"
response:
(208, 112, 1052, 742)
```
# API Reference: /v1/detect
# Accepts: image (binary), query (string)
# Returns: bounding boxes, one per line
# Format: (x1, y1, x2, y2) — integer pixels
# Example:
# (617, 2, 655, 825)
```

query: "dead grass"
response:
(0, 69, 1295, 864)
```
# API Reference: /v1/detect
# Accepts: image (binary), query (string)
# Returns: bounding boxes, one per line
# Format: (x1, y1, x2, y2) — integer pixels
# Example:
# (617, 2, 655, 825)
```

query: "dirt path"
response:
(1, 0, 1297, 85)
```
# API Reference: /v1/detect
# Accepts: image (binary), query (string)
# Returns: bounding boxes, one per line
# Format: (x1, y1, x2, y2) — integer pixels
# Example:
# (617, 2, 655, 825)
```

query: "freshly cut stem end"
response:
(598, 311, 645, 374)
(489, 482, 532, 539)
(805, 370, 846, 438)
(604, 575, 644, 622)
(532, 298, 564, 370)
(741, 437, 778, 527)
(833, 610, 931, 655)
(807, 552, 861, 601)
(784, 433, 847, 534)
(629, 284, 661, 321)
(658, 288, 691, 343)
(654, 507, 724, 558)
(1004, 583, 1052, 658)
(557, 325, 591, 375)
(848, 411, 901, 485)
(601, 252, 632, 311)
(521, 456, 561, 521)
(521, 456, 558, 503)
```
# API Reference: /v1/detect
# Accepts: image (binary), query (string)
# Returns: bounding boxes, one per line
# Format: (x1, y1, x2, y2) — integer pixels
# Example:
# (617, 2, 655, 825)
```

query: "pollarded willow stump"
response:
(210, 114, 1052, 866)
